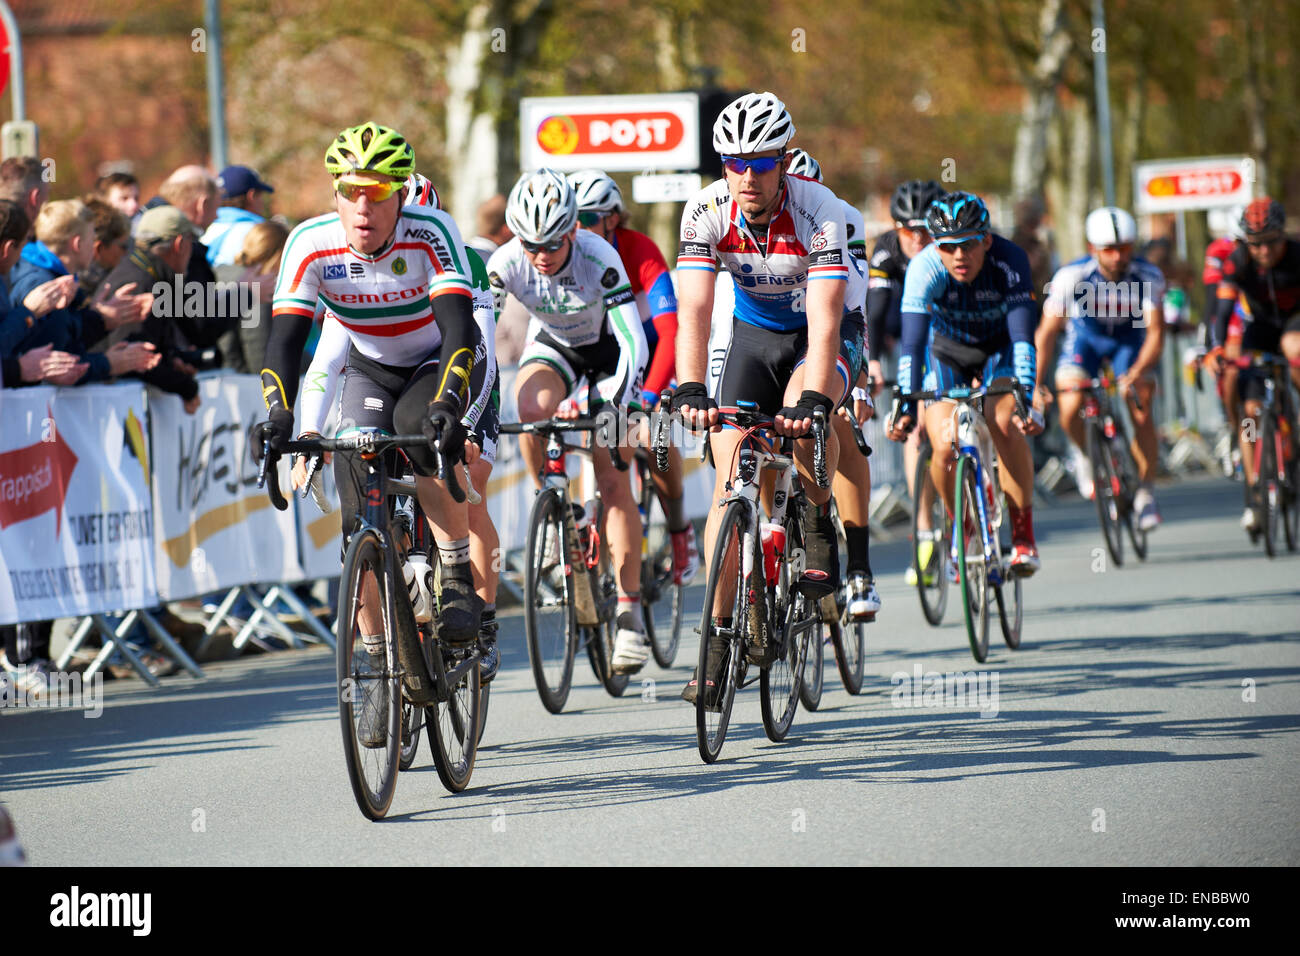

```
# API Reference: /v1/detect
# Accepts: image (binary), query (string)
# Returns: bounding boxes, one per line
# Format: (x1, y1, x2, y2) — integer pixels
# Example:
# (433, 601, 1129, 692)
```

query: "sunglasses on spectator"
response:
(521, 236, 568, 254)
(335, 179, 404, 203)
(721, 155, 783, 175)
(577, 211, 606, 226)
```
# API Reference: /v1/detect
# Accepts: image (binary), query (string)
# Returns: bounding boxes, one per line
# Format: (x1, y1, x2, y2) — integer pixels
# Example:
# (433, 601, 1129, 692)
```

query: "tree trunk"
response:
(1062, 96, 1093, 263)
(1008, 0, 1073, 203)
(648, 6, 698, 257)
(1237, 0, 1270, 193)
(445, 1, 498, 228)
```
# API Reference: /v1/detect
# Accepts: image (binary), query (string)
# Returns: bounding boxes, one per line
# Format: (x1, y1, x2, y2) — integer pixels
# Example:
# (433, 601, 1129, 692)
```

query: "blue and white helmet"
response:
(926, 192, 990, 242)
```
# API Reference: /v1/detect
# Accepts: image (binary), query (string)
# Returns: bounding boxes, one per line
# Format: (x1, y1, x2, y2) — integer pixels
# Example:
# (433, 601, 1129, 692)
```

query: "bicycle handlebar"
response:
(500, 415, 627, 471)
(888, 382, 1032, 434)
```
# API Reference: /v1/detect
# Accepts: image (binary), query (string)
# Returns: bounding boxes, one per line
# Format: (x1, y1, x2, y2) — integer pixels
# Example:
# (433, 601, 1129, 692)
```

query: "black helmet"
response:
(925, 191, 991, 242)
(890, 179, 944, 227)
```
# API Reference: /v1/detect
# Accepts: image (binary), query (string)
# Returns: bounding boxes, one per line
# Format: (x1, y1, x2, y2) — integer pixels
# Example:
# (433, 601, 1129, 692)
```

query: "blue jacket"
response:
(203, 206, 264, 267)
(7, 241, 110, 383)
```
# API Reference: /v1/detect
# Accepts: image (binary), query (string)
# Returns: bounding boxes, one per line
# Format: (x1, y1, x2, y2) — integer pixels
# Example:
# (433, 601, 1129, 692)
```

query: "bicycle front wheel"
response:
(1259, 415, 1280, 558)
(523, 488, 578, 713)
(337, 528, 400, 820)
(761, 513, 811, 742)
(830, 612, 866, 695)
(1283, 439, 1299, 553)
(954, 456, 990, 664)
(398, 700, 421, 771)
(696, 500, 748, 764)
(996, 550, 1022, 650)
(585, 617, 629, 697)
(427, 646, 480, 792)
(643, 491, 685, 668)
(913, 440, 949, 625)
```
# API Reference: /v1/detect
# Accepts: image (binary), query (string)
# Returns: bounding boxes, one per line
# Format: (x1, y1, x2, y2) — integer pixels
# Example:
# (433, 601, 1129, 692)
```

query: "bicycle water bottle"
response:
(760, 521, 786, 585)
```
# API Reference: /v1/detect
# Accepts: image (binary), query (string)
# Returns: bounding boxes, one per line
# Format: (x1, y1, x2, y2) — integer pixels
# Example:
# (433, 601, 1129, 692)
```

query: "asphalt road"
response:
(2, 476, 1297, 865)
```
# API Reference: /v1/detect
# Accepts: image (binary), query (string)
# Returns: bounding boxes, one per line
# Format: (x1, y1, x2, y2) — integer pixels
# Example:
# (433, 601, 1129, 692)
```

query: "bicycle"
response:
(1220, 352, 1300, 556)
(662, 402, 827, 764)
(259, 429, 482, 820)
(911, 430, 952, 626)
(638, 395, 688, 667)
(891, 384, 1028, 664)
(1059, 374, 1148, 567)
(500, 415, 630, 713)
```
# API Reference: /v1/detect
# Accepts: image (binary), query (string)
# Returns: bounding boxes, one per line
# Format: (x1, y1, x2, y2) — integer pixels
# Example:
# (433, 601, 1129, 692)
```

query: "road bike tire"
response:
(476, 682, 490, 747)
(1115, 436, 1149, 562)
(760, 513, 810, 742)
(996, 546, 1022, 650)
(1087, 424, 1124, 567)
(696, 500, 747, 764)
(398, 699, 421, 770)
(523, 487, 578, 713)
(1283, 441, 1299, 553)
(830, 612, 866, 695)
(585, 618, 629, 697)
(1259, 415, 1279, 558)
(913, 441, 949, 626)
(799, 619, 825, 711)
(954, 456, 990, 664)
(426, 646, 480, 793)
(337, 528, 400, 820)
(639, 475, 684, 669)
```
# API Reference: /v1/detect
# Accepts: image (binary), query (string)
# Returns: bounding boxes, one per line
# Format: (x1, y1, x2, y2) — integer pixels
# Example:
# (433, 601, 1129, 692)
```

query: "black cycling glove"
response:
(424, 400, 468, 464)
(250, 407, 294, 464)
(777, 389, 834, 428)
(671, 381, 715, 416)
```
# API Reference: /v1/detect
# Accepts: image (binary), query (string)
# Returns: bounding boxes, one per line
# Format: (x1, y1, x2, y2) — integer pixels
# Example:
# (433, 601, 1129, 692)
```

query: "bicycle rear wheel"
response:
(642, 486, 684, 668)
(954, 456, 990, 664)
(523, 488, 578, 713)
(427, 645, 480, 792)
(398, 699, 421, 771)
(830, 612, 866, 695)
(913, 440, 949, 625)
(799, 619, 825, 711)
(585, 617, 629, 697)
(1259, 415, 1280, 558)
(761, 514, 810, 742)
(337, 528, 400, 820)
(995, 544, 1022, 650)
(1283, 444, 1299, 553)
(1116, 439, 1148, 561)
(1087, 424, 1124, 567)
(696, 500, 747, 764)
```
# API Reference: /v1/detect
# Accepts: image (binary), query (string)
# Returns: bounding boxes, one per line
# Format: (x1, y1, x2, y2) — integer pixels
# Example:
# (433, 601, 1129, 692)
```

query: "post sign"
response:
(520, 93, 700, 173)
(1133, 156, 1257, 214)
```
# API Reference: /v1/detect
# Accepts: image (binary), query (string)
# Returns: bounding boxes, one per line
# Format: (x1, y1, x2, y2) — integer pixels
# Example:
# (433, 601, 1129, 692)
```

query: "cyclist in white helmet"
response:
(674, 92, 854, 701)
(568, 168, 700, 587)
(488, 168, 651, 674)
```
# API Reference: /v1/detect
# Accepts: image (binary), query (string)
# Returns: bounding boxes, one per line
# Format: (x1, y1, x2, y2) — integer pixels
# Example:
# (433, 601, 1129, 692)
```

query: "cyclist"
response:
(673, 92, 853, 699)
(1208, 197, 1300, 534)
(785, 147, 880, 619)
(567, 168, 700, 586)
(869, 179, 945, 586)
(885, 191, 1045, 576)
(1202, 206, 1245, 475)
(291, 172, 504, 681)
(487, 169, 651, 674)
(1034, 206, 1165, 529)
(252, 123, 484, 744)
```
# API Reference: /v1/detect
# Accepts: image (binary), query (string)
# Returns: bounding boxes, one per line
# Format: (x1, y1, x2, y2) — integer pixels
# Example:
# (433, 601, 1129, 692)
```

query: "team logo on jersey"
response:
(488, 271, 503, 288)
(323, 264, 346, 280)
(683, 224, 697, 240)
(349, 262, 365, 278)
(811, 231, 828, 251)
(392, 257, 407, 275)
(600, 267, 620, 289)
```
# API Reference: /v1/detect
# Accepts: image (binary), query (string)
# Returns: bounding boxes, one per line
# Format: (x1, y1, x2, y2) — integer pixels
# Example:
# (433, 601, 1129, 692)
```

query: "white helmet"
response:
(712, 91, 796, 155)
(506, 168, 577, 245)
(786, 148, 822, 182)
(404, 172, 441, 209)
(1085, 206, 1138, 246)
(567, 169, 623, 215)
(1225, 204, 1246, 241)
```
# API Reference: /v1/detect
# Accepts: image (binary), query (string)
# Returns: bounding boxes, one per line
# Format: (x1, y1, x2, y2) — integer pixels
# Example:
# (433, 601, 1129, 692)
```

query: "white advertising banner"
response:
(520, 93, 700, 173)
(0, 383, 158, 625)
(1133, 155, 1258, 214)
(149, 374, 300, 600)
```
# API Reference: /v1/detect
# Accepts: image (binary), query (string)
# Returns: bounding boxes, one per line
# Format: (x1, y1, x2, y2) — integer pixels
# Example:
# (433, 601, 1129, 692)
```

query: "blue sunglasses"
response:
(721, 154, 783, 175)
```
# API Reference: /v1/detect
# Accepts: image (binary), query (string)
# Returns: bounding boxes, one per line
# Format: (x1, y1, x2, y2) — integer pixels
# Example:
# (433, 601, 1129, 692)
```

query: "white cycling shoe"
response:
(846, 572, 881, 621)
(611, 622, 650, 675)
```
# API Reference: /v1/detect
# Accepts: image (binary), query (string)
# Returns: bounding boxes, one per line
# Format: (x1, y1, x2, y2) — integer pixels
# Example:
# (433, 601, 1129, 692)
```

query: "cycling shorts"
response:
(1056, 322, 1152, 382)
(520, 326, 646, 410)
(927, 332, 1016, 392)
(715, 313, 862, 416)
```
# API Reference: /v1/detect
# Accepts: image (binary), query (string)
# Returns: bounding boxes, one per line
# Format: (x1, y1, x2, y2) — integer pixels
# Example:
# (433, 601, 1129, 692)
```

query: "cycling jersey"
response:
(606, 226, 678, 398)
(488, 229, 647, 407)
(1202, 237, 1239, 287)
(676, 175, 849, 332)
(839, 194, 868, 316)
(1214, 238, 1300, 349)
(1045, 255, 1165, 335)
(865, 229, 908, 359)
(899, 234, 1037, 404)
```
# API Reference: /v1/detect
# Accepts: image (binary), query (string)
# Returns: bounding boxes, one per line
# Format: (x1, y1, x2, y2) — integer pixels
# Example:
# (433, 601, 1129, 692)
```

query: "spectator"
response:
(158, 165, 234, 361)
(0, 158, 49, 231)
(1011, 197, 1056, 314)
(466, 193, 512, 258)
(94, 171, 141, 225)
(0, 199, 85, 388)
(214, 220, 288, 373)
(8, 200, 156, 385)
(99, 205, 204, 413)
(203, 165, 274, 268)
(79, 198, 133, 296)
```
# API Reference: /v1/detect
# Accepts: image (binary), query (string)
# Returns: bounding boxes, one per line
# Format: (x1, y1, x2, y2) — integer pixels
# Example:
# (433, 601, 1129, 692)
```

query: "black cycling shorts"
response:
(715, 313, 862, 416)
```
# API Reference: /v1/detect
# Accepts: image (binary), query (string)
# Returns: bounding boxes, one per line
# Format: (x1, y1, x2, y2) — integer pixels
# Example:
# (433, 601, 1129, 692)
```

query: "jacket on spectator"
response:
(0, 274, 37, 386)
(99, 245, 199, 401)
(203, 207, 264, 268)
(8, 241, 110, 383)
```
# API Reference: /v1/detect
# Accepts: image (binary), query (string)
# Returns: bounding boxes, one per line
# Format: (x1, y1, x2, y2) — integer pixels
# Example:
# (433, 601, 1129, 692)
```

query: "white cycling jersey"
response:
(841, 197, 868, 314)
(676, 175, 850, 332)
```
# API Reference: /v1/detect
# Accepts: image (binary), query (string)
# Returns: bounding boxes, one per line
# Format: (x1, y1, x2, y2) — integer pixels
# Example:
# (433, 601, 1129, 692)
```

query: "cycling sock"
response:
(617, 594, 642, 632)
(664, 494, 688, 533)
(845, 524, 872, 576)
(437, 537, 471, 566)
(711, 616, 733, 629)
(1008, 502, 1035, 545)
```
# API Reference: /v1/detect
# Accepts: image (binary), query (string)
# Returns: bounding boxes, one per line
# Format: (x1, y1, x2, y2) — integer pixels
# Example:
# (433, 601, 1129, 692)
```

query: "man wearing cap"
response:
(98, 205, 204, 413)
(203, 165, 274, 268)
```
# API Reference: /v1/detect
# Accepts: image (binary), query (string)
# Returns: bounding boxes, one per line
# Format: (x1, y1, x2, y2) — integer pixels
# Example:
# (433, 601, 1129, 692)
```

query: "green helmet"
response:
(324, 122, 415, 179)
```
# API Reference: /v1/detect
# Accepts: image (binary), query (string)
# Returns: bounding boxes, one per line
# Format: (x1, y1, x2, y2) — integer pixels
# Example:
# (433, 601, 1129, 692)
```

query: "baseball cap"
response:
(217, 165, 274, 199)
(136, 206, 201, 245)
